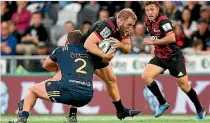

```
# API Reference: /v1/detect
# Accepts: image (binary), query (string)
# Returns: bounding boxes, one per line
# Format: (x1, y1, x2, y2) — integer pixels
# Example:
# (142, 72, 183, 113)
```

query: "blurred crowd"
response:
(1, 1, 210, 72)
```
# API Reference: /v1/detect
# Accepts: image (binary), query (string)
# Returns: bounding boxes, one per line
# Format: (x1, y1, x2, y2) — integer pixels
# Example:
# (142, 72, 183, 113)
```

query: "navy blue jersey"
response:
(49, 43, 97, 90)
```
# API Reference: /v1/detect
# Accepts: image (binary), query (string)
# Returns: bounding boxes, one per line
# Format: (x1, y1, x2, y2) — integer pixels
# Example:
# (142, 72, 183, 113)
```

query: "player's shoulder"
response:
(101, 17, 115, 25)
(158, 14, 171, 23)
(99, 17, 117, 31)
(159, 14, 169, 20)
(52, 46, 61, 54)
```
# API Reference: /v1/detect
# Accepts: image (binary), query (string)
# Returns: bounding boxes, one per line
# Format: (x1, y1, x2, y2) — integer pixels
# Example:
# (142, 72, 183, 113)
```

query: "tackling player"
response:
(9, 30, 115, 123)
(67, 8, 140, 122)
(142, 2, 206, 120)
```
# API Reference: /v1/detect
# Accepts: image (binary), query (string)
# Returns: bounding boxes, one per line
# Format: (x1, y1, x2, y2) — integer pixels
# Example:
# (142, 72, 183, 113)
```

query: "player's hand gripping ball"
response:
(98, 38, 115, 53)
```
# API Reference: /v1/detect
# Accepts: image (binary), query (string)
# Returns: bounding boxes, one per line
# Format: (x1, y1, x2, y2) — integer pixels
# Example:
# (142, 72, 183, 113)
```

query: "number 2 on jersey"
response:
(74, 58, 87, 74)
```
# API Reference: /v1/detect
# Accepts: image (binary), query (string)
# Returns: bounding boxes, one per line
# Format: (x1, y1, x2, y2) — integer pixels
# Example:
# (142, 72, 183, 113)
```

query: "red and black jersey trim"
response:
(105, 19, 116, 33)
(94, 31, 103, 40)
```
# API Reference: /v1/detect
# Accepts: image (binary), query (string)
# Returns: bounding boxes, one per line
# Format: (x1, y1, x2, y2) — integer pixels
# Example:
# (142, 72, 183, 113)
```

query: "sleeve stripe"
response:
(105, 20, 116, 32)
(94, 31, 103, 40)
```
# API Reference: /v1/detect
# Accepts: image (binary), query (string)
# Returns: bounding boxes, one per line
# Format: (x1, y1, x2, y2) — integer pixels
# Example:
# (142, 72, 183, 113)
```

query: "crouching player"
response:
(9, 30, 115, 123)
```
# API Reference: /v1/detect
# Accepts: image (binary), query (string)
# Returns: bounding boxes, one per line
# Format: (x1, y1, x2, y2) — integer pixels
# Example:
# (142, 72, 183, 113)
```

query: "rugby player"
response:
(9, 30, 115, 123)
(67, 8, 140, 122)
(142, 2, 206, 120)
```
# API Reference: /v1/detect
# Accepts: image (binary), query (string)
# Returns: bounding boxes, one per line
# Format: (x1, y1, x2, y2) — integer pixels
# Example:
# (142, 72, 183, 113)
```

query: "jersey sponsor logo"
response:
(162, 23, 172, 32)
(150, 36, 158, 40)
(154, 28, 160, 32)
(100, 27, 111, 39)
(178, 72, 184, 77)
(69, 79, 91, 87)
(47, 82, 51, 86)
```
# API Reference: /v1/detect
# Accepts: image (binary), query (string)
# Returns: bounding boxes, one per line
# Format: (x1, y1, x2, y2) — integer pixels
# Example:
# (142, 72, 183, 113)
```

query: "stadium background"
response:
(1, 0, 210, 118)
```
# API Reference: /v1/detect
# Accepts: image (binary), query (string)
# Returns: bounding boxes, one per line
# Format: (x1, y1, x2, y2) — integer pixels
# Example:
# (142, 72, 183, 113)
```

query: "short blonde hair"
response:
(117, 8, 137, 22)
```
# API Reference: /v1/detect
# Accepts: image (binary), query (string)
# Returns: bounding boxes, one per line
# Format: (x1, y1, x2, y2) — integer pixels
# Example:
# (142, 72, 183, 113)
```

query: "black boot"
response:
(117, 108, 140, 120)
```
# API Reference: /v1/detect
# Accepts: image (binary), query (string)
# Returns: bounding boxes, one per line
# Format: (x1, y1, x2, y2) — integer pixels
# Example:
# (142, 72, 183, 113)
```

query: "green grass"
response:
(1, 115, 210, 123)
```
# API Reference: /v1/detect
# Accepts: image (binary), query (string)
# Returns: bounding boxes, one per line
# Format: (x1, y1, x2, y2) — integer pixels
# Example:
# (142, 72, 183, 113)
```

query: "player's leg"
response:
(23, 81, 50, 111)
(175, 75, 206, 120)
(51, 69, 62, 80)
(95, 65, 140, 119)
(141, 57, 169, 117)
(169, 58, 206, 120)
(10, 70, 62, 123)
(50, 69, 77, 123)
(65, 106, 77, 123)
(67, 64, 140, 121)
(21, 69, 62, 112)
(50, 69, 78, 122)
(95, 65, 120, 101)
(9, 80, 51, 123)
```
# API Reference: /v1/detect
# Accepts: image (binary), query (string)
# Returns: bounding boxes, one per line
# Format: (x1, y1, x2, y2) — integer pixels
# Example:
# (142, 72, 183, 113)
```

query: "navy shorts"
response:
(149, 53, 187, 78)
(45, 80, 93, 107)
(92, 55, 109, 69)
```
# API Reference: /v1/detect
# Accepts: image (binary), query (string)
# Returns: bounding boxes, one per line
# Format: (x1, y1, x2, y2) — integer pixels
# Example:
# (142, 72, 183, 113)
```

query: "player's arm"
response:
(109, 36, 131, 54)
(43, 48, 59, 72)
(84, 32, 106, 58)
(43, 57, 58, 72)
(153, 32, 175, 45)
(84, 25, 114, 59)
(119, 37, 132, 54)
(154, 19, 175, 45)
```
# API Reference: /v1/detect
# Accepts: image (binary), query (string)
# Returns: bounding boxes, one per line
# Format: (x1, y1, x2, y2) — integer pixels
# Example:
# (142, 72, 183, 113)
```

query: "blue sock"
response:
(19, 111, 29, 118)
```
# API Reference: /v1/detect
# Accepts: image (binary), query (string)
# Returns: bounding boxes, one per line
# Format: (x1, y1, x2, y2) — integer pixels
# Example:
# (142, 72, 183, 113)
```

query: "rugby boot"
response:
(196, 107, 206, 120)
(9, 117, 27, 123)
(117, 108, 140, 120)
(155, 102, 170, 117)
(64, 113, 77, 123)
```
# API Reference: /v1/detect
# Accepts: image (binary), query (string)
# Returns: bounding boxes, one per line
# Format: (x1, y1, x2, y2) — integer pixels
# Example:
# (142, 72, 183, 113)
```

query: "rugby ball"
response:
(98, 39, 114, 53)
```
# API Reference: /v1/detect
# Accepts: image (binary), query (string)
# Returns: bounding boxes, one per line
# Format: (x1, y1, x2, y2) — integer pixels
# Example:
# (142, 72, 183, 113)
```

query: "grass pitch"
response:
(1, 115, 210, 123)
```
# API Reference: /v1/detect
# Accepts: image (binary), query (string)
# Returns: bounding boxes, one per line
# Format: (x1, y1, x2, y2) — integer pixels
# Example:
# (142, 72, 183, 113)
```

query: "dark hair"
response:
(181, 8, 193, 29)
(1, 21, 8, 26)
(100, 8, 109, 13)
(192, 39, 203, 48)
(66, 30, 82, 44)
(83, 20, 92, 26)
(32, 11, 43, 18)
(144, 1, 160, 8)
(7, 20, 16, 26)
(134, 21, 143, 27)
(174, 23, 183, 30)
(2, 1, 9, 8)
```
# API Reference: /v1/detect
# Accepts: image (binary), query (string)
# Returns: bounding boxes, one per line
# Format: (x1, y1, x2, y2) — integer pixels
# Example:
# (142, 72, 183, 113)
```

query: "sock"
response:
(19, 111, 29, 118)
(18, 99, 24, 117)
(18, 99, 24, 111)
(69, 107, 77, 116)
(147, 80, 166, 105)
(186, 87, 203, 112)
(113, 99, 124, 113)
